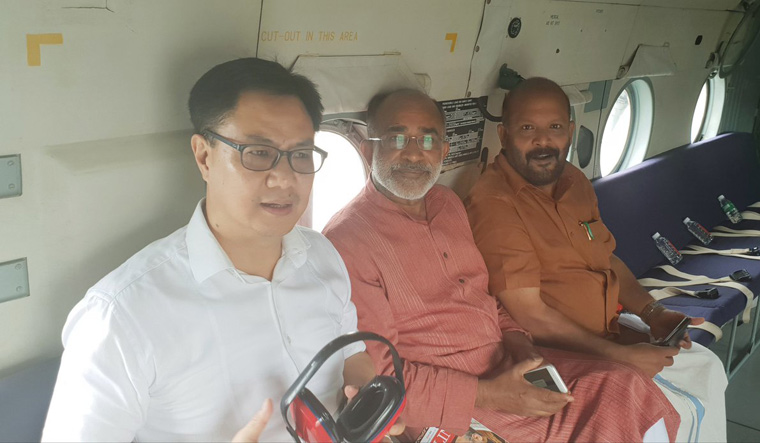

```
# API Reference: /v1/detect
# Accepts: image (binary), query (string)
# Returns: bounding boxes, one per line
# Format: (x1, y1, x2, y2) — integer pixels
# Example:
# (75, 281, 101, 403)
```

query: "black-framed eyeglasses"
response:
(203, 130, 328, 174)
(367, 133, 444, 151)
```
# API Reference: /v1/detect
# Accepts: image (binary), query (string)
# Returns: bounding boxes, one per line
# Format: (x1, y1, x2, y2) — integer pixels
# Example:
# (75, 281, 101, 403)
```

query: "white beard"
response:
(371, 149, 442, 201)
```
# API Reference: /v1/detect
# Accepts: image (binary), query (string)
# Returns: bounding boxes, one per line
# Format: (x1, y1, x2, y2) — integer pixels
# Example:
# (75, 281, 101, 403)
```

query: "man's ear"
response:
(359, 140, 374, 168)
(496, 123, 508, 148)
(191, 133, 212, 182)
(441, 140, 450, 160)
(569, 120, 576, 139)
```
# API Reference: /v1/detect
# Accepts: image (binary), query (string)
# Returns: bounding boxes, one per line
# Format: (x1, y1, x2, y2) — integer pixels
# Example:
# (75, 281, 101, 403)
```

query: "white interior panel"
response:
(0, 0, 257, 375)
(1, 0, 261, 147)
(257, 0, 485, 100)
(619, 7, 731, 73)
(291, 55, 424, 115)
(645, 72, 715, 157)
(493, 1, 638, 86)
(564, 0, 742, 10)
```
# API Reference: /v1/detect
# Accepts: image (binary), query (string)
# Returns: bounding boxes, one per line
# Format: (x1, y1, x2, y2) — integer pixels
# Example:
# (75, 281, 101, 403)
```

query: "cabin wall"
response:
(0, 0, 261, 376)
(721, 28, 760, 138)
(0, 0, 748, 376)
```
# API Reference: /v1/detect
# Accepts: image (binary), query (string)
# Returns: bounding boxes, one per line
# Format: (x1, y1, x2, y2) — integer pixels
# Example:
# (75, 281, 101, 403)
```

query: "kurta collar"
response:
(186, 199, 311, 283)
(363, 177, 447, 223)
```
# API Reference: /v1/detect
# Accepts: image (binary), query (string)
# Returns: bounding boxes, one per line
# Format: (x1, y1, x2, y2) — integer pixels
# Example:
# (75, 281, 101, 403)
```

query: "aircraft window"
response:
(691, 82, 709, 142)
(599, 80, 653, 177)
(311, 128, 367, 232)
(567, 107, 576, 162)
(691, 75, 726, 143)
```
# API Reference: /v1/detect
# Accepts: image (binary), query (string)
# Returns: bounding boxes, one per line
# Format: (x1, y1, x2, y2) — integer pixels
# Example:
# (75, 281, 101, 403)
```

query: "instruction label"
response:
(440, 97, 486, 167)
(259, 30, 358, 42)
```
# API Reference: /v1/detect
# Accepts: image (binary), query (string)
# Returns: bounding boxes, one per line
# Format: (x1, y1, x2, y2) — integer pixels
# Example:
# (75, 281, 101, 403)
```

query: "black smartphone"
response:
(655, 317, 691, 347)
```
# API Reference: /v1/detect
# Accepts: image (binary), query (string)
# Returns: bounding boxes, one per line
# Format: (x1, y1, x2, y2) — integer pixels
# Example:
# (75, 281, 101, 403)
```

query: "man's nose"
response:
(532, 128, 552, 146)
(265, 156, 296, 188)
(400, 138, 425, 161)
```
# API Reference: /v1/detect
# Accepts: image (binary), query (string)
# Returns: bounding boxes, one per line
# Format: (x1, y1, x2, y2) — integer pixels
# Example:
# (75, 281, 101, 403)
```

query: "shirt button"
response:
(286, 336, 292, 344)
(443, 252, 449, 259)
(459, 278, 465, 284)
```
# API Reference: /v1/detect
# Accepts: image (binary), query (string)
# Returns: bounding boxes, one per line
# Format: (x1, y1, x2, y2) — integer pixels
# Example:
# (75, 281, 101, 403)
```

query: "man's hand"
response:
(648, 309, 704, 349)
(232, 398, 273, 443)
(475, 357, 573, 416)
(501, 331, 543, 367)
(615, 343, 679, 378)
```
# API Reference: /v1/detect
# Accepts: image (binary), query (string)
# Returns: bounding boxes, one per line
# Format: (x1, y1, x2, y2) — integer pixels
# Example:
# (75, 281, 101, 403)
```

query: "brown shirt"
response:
(465, 153, 620, 336)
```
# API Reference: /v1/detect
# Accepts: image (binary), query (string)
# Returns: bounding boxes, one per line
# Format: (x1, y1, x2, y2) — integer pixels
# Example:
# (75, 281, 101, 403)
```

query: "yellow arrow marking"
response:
(445, 32, 458, 53)
(27, 33, 63, 66)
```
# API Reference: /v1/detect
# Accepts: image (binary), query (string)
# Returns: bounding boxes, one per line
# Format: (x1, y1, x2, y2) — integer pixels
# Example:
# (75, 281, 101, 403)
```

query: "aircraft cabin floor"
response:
(708, 316, 760, 442)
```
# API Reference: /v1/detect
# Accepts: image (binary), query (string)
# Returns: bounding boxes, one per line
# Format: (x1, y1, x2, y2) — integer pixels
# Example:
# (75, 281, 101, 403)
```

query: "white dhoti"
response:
(654, 343, 728, 442)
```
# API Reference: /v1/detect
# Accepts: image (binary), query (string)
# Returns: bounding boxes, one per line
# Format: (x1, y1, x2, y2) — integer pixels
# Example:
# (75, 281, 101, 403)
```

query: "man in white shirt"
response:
(42, 58, 377, 442)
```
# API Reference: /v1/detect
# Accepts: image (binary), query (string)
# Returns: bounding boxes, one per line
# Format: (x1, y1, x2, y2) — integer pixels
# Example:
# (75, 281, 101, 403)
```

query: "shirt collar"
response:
(186, 200, 235, 283)
(281, 225, 311, 269)
(494, 150, 575, 201)
(186, 199, 311, 283)
(363, 176, 447, 223)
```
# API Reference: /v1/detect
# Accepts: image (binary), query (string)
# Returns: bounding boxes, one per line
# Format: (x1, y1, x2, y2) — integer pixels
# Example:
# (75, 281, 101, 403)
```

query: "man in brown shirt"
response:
(465, 77, 727, 442)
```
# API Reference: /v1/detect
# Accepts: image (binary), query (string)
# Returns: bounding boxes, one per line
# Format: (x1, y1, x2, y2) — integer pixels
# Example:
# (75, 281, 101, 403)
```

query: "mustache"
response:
(526, 146, 560, 161)
(391, 163, 434, 174)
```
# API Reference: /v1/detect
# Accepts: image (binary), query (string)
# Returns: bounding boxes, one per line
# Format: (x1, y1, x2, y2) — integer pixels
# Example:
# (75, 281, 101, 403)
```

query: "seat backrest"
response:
(592, 132, 760, 277)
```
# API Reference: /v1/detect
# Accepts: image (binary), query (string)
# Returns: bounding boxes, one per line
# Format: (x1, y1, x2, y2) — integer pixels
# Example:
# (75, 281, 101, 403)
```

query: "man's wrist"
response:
(639, 300, 665, 325)
(598, 339, 628, 361)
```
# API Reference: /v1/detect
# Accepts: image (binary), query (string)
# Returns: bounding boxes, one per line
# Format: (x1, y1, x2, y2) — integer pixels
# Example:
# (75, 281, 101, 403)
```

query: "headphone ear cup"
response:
(291, 388, 341, 442)
(336, 375, 406, 442)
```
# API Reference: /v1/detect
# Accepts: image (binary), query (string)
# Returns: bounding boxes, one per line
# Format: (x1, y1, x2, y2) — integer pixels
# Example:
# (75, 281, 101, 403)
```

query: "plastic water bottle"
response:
(683, 217, 714, 245)
(718, 195, 743, 224)
(652, 232, 683, 265)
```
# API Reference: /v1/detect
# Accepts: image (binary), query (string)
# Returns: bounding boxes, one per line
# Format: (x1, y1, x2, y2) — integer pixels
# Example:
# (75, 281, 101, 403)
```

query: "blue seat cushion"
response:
(638, 218, 760, 346)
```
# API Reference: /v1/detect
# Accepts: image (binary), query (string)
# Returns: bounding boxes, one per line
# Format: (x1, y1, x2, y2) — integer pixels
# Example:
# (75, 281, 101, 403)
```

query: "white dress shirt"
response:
(42, 200, 364, 442)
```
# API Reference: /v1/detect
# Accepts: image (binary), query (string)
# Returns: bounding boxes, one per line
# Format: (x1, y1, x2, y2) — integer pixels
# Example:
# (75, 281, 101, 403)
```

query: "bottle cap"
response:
(683, 217, 691, 223)
(652, 232, 661, 240)
(718, 195, 725, 200)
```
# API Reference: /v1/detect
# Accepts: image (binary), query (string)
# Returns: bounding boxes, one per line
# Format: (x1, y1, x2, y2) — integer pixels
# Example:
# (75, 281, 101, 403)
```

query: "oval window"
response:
(691, 82, 709, 142)
(309, 125, 367, 232)
(599, 80, 653, 177)
(691, 75, 726, 143)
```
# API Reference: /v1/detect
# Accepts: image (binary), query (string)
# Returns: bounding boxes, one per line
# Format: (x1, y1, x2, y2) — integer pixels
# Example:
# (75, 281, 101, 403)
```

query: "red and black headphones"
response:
(280, 331, 406, 443)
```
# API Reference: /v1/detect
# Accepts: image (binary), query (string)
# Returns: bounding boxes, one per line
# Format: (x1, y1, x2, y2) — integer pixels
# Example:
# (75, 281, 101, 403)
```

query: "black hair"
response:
(188, 57, 323, 133)
(365, 88, 446, 136)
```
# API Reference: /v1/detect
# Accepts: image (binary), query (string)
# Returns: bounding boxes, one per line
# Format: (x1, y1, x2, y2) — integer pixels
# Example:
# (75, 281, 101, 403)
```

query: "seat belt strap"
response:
(711, 226, 760, 237)
(646, 288, 726, 340)
(638, 265, 753, 323)
(680, 245, 760, 260)
(649, 287, 701, 300)
(688, 321, 724, 341)
(741, 210, 760, 221)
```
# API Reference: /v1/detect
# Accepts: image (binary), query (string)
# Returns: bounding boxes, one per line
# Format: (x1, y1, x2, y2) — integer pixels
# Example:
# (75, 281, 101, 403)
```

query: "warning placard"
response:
(439, 97, 486, 167)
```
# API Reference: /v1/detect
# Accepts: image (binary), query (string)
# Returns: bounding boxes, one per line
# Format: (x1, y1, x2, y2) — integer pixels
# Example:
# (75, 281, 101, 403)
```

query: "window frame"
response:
(300, 118, 369, 230)
(692, 74, 726, 143)
(599, 78, 654, 177)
